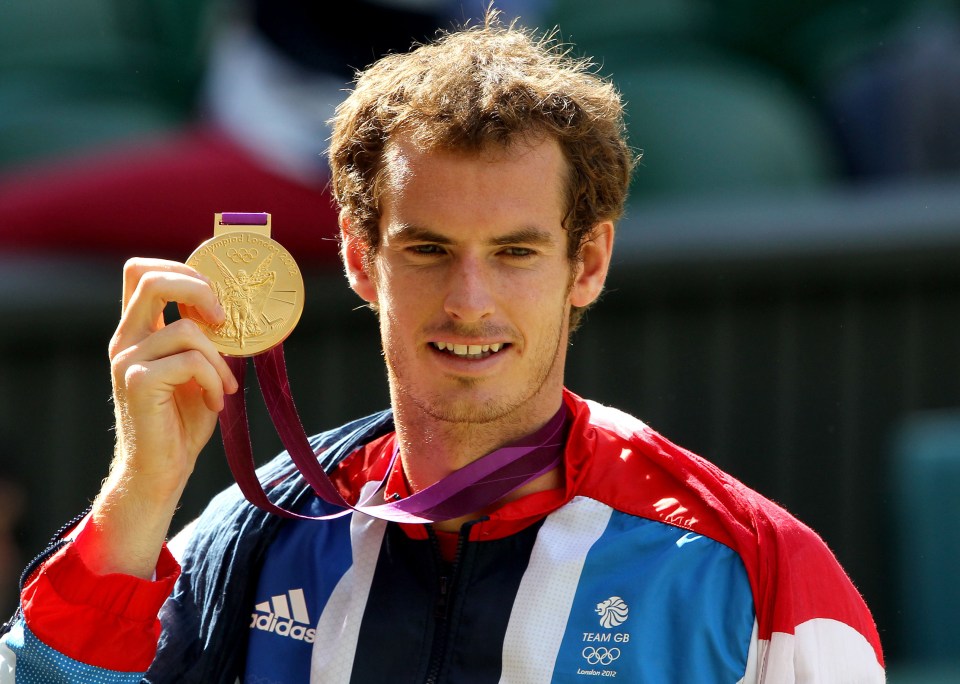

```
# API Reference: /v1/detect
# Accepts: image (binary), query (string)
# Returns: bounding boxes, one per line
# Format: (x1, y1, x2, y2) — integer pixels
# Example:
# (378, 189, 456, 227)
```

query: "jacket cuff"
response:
(21, 534, 180, 671)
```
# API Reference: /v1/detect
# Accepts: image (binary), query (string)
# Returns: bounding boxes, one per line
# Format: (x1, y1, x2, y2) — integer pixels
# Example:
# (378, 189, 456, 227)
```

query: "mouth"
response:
(430, 341, 510, 360)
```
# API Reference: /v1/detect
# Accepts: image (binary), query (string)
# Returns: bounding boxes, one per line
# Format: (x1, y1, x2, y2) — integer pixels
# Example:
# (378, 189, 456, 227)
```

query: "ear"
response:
(340, 218, 378, 304)
(569, 222, 614, 308)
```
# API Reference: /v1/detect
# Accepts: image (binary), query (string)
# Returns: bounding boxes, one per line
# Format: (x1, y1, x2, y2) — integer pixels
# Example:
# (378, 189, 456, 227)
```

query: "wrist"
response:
(106, 448, 189, 507)
(84, 470, 181, 579)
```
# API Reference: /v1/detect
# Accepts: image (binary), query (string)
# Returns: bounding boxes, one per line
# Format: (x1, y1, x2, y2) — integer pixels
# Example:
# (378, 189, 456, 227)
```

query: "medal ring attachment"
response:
(179, 231, 305, 357)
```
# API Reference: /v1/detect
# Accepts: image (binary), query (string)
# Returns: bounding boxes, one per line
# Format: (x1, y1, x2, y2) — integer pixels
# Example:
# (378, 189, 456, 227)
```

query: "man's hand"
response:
(82, 259, 238, 579)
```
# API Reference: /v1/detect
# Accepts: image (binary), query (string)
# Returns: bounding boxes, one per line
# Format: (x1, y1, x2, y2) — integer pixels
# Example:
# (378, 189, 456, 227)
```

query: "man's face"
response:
(345, 134, 610, 430)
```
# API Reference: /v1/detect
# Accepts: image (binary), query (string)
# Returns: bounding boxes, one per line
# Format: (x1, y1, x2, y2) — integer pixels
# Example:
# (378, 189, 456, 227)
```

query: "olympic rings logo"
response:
(582, 647, 621, 665)
(227, 247, 259, 264)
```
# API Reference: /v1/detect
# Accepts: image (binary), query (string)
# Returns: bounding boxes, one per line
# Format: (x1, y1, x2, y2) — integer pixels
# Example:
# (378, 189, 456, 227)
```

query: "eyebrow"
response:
(491, 227, 556, 247)
(387, 224, 557, 247)
(387, 225, 453, 245)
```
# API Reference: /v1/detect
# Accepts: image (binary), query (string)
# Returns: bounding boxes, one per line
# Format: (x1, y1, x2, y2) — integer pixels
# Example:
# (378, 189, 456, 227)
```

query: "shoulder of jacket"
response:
(566, 392, 820, 548)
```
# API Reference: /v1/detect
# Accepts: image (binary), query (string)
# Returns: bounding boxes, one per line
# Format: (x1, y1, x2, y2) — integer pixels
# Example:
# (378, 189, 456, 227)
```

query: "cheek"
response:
(379, 301, 404, 343)
(378, 292, 423, 356)
(378, 310, 410, 378)
(508, 280, 572, 344)
(510, 267, 574, 311)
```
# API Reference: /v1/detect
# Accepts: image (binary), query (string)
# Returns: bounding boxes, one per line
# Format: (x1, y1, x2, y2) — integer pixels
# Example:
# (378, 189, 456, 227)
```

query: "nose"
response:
(443, 255, 495, 322)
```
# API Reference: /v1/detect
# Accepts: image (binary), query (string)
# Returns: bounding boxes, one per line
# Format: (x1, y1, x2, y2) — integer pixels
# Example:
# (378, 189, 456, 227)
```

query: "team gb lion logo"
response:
(595, 596, 629, 628)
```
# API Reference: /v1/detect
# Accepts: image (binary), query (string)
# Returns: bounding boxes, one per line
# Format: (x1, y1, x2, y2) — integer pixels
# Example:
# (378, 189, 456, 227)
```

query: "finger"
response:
(121, 270, 225, 341)
(125, 348, 230, 414)
(112, 271, 223, 360)
(121, 258, 212, 312)
(114, 318, 239, 395)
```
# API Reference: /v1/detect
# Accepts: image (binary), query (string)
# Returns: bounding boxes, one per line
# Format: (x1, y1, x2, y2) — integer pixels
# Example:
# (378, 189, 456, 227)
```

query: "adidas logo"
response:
(249, 588, 317, 644)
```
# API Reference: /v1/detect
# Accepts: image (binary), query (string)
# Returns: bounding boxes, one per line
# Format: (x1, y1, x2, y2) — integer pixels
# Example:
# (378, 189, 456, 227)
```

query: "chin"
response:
(416, 378, 556, 426)
(422, 395, 513, 425)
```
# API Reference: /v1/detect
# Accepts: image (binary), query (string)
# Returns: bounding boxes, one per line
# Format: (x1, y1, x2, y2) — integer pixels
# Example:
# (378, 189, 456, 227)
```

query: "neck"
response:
(392, 396, 567, 532)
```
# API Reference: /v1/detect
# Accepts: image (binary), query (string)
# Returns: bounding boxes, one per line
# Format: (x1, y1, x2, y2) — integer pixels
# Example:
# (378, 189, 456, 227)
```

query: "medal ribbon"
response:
(219, 346, 567, 522)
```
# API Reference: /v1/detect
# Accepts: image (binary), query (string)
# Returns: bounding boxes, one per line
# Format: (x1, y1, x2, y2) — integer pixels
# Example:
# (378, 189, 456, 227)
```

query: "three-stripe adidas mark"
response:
(250, 588, 317, 644)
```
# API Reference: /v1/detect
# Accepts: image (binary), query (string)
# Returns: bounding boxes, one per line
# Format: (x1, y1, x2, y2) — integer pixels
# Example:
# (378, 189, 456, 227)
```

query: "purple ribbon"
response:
(220, 212, 269, 225)
(219, 345, 566, 522)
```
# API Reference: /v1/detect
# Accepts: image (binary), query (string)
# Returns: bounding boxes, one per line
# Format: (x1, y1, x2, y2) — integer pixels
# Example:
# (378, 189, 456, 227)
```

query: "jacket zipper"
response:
(424, 522, 479, 684)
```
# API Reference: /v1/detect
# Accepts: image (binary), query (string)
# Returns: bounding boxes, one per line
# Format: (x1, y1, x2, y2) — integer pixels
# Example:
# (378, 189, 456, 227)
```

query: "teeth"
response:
(433, 341, 505, 356)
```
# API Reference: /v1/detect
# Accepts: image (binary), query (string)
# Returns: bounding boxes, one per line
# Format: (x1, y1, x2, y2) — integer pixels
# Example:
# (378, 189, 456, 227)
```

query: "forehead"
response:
(378, 134, 569, 231)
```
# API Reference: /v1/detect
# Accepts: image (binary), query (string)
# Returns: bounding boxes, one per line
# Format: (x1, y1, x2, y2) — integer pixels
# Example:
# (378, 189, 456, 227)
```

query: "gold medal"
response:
(180, 213, 304, 357)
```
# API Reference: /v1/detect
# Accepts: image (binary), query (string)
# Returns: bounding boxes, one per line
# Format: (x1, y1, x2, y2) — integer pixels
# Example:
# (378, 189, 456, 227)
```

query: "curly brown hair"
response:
(328, 12, 635, 326)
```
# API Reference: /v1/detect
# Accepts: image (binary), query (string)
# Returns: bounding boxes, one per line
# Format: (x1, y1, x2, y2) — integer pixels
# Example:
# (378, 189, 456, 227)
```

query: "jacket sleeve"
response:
(742, 618, 886, 683)
(625, 420, 885, 683)
(0, 517, 180, 682)
(743, 508, 886, 683)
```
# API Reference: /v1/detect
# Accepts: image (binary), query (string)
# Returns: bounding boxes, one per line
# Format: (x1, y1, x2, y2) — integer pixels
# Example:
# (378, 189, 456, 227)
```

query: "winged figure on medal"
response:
(210, 252, 278, 350)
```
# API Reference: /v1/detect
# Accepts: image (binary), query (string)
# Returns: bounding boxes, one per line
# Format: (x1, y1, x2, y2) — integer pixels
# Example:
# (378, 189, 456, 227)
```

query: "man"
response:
(0, 14, 884, 683)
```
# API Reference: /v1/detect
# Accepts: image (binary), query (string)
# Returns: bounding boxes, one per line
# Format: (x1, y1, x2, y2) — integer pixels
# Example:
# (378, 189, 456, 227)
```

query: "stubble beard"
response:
(385, 313, 569, 428)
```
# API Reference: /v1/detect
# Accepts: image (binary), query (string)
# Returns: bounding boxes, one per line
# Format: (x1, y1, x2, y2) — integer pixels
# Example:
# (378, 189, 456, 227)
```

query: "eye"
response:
(500, 246, 536, 258)
(409, 244, 446, 256)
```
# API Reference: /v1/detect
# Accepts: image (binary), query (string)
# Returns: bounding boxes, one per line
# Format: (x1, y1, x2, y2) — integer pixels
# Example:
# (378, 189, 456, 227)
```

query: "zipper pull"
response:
(435, 574, 450, 619)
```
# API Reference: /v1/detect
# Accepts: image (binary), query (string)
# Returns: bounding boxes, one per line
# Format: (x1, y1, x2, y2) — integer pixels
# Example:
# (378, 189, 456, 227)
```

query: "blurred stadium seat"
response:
(892, 411, 960, 667)
(0, 0, 212, 169)
(614, 57, 839, 201)
(547, 0, 840, 201)
(549, 0, 713, 44)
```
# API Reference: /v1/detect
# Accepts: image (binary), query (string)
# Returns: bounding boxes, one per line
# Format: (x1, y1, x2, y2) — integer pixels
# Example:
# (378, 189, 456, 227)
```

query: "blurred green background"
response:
(2, 1, 960, 679)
